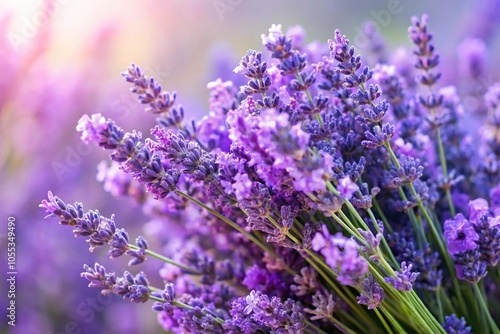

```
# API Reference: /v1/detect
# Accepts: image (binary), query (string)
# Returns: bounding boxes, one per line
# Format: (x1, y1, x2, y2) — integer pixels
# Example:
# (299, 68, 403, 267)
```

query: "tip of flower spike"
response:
(261, 24, 283, 46)
(76, 113, 108, 145)
(39, 191, 59, 217)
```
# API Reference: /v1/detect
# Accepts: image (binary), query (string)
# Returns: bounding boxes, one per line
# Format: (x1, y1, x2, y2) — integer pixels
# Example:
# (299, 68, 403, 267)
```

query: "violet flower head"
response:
(408, 14, 441, 86)
(329, 29, 353, 65)
(112, 271, 151, 304)
(81, 263, 117, 294)
(442, 314, 471, 334)
(304, 290, 337, 321)
(242, 265, 288, 297)
(472, 215, 500, 267)
(468, 198, 490, 222)
(152, 283, 176, 312)
(261, 24, 292, 59)
(356, 274, 385, 310)
(384, 261, 420, 291)
(312, 226, 368, 286)
(76, 113, 108, 145)
(228, 290, 305, 333)
(39, 191, 83, 225)
(291, 266, 320, 297)
(444, 214, 479, 257)
(121, 63, 176, 114)
(338, 175, 359, 199)
(76, 113, 126, 150)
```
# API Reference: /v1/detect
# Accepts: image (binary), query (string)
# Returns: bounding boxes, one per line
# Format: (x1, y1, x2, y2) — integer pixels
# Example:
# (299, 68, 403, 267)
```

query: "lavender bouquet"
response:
(40, 15, 500, 333)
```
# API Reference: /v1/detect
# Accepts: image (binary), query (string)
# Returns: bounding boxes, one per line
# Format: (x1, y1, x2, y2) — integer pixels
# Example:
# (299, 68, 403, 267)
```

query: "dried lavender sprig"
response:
(40, 191, 200, 274)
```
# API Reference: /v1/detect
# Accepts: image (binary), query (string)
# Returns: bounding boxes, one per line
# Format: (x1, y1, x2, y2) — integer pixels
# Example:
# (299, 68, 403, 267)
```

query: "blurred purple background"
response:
(1, 1, 499, 333)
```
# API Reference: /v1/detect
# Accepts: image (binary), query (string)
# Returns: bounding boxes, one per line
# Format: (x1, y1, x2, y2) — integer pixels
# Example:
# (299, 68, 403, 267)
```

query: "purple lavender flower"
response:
(468, 198, 490, 222)
(443, 213, 479, 256)
(76, 114, 182, 199)
(261, 24, 292, 59)
(454, 249, 488, 283)
(356, 274, 385, 310)
(304, 290, 337, 321)
(291, 266, 320, 297)
(152, 283, 176, 312)
(39, 191, 83, 225)
(384, 262, 420, 291)
(122, 63, 176, 114)
(312, 226, 368, 286)
(338, 175, 359, 199)
(80, 263, 117, 294)
(40, 192, 151, 265)
(242, 264, 288, 297)
(81, 263, 150, 303)
(76, 113, 108, 144)
(226, 290, 305, 333)
(408, 14, 441, 86)
(442, 314, 472, 334)
(472, 215, 500, 267)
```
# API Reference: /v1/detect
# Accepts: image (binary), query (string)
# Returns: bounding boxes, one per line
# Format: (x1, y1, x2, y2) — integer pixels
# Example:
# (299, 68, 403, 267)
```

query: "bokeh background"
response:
(1, 1, 499, 333)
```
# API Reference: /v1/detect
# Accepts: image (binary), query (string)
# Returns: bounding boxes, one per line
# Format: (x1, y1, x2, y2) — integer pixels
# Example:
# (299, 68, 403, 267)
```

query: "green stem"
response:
(374, 307, 395, 334)
(435, 287, 444, 324)
(326, 316, 358, 334)
(149, 293, 225, 325)
(128, 244, 200, 274)
(372, 197, 392, 234)
(473, 283, 499, 334)
(379, 306, 406, 334)
(174, 190, 289, 273)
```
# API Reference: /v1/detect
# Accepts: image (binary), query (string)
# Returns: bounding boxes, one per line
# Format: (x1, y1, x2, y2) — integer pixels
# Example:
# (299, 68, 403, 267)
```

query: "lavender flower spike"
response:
(385, 262, 420, 291)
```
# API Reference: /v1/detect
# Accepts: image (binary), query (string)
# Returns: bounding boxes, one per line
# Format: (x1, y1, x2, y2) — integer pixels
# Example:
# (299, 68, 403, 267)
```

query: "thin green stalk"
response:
(372, 197, 392, 234)
(379, 306, 407, 334)
(383, 142, 469, 315)
(305, 320, 328, 334)
(149, 293, 226, 325)
(374, 307, 395, 334)
(435, 287, 444, 324)
(371, 261, 444, 333)
(128, 245, 200, 274)
(266, 214, 301, 244)
(327, 180, 398, 266)
(174, 190, 293, 274)
(326, 316, 358, 334)
(305, 255, 383, 331)
(473, 283, 499, 334)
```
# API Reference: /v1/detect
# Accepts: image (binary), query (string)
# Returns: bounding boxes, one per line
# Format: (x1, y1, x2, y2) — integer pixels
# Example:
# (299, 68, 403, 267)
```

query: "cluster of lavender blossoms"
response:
(40, 16, 500, 333)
